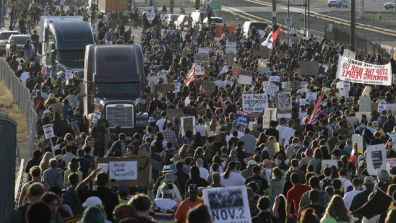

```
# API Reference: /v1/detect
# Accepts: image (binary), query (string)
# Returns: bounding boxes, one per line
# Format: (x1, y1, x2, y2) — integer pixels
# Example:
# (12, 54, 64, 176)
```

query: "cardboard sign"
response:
(299, 61, 319, 76)
(321, 159, 339, 170)
(366, 144, 387, 176)
(336, 55, 392, 86)
(254, 46, 271, 58)
(359, 96, 372, 112)
(277, 92, 292, 114)
(194, 64, 205, 76)
(154, 84, 175, 94)
(242, 94, 268, 113)
(352, 134, 364, 154)
(181, 116, 196, 136)
(109, 161, 138, 180)
(236, 111, 249, 127)
(97, 157, 151, 186)
(225, 53, 235, 66)
(166, 109, 186, 120)
(377, 99, 387, 113)
(202, 80, 216, 95)
(203, 186, 251, 223)
(43, 124, 55, 139)
(238, 71, 253, 85)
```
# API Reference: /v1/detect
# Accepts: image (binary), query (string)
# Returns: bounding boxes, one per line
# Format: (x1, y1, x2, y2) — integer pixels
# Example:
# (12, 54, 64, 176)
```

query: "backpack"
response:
(321, 178, 332, 191)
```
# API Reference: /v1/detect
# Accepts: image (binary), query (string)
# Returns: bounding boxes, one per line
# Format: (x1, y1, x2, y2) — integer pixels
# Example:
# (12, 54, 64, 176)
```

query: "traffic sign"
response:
(285, 17, 293, 27)
(209, 2, 222, 11)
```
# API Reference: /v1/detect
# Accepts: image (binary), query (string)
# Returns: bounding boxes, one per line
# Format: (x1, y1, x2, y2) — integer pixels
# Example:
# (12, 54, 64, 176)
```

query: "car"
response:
(242, 21, 267, 39)
(0, 30, 19, 55)
(5, 34, 31, 57)
(328, 0, 348, 8)
(203, 17, 224, 26)
(384, 2, 396, 9)
(162, 14, 181, 26)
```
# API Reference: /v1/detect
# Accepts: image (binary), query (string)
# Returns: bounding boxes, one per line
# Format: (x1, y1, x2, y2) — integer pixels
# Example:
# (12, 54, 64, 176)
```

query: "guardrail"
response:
(14, 159, 25, 207)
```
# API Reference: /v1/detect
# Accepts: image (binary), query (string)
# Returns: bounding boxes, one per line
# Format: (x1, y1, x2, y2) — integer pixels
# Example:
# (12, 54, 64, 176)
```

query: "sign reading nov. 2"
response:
(242, 94, 268, 113)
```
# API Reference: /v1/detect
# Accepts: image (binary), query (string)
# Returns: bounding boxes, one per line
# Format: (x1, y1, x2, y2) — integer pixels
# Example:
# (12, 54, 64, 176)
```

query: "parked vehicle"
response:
(384, 2, 396, 9)
(328, 0, 348, 8)
(5, 34, 30, 57)
(203, 17, 224, 26)
(0, 30, 19, 55)
(242, 21, 267, 39)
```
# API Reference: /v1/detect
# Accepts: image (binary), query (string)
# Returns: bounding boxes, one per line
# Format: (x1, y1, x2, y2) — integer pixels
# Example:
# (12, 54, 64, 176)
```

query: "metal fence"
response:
(0, 59, 37, 156)
(324, 24, 387, 57)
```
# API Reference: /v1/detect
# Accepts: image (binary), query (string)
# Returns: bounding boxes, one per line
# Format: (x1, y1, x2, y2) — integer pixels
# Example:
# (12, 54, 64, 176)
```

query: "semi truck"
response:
(84, 44, 148, 133)
(40, 16, 95, 78)
(98, 0, 129, 13)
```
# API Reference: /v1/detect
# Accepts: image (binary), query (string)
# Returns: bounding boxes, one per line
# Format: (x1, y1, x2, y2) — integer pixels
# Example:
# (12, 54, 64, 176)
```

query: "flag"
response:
(353, 189, 392, 219)
(184, 64, 196, 86)
(349, 142, 357, 162)
(261, 27, 281, 49)
(306, 93, 324, 125)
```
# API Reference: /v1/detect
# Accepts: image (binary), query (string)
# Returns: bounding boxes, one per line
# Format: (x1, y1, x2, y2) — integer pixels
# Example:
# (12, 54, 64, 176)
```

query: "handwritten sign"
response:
(242, 94, 268, 113)
(378, 99, 387, 113)
(269, 76, 281, 82)
(43, 124, 55, 139)
(236, 111, 249, 127)
(238, 71, 253, 85)
(92, 111, 101, 124)
(366, 144, 387, 176)
(109, 161, 138, 180)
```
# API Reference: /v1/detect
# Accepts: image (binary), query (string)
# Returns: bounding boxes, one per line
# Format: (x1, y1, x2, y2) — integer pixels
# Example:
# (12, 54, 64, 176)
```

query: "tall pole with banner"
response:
(351, 0, 356, 50)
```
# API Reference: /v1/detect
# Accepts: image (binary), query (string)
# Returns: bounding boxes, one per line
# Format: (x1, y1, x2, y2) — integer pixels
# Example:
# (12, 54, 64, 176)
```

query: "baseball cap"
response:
(83, 196, 102, 208)
(247, 160, 257, 166)
(363, 176, 374, 185)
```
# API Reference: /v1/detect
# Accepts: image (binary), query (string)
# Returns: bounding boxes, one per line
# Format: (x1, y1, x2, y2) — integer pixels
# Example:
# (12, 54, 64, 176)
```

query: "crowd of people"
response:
(4, 0, 396, 223)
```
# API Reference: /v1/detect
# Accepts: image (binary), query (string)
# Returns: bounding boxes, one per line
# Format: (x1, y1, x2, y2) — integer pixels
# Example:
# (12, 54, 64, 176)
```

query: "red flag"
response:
(272, 27, 280, 43)
(184, 64, 196, 86)
(306, 93, 324, 125)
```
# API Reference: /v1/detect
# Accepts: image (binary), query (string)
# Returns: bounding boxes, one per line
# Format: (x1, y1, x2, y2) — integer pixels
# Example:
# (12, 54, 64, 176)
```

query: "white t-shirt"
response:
(198, 167, 209, 180)
(195, 124, 206, 137)
(220, 171, 245, 187)
(339, 177, 352, 192)
(156, 118, 167, 132)
(20, 72, 30, 85)
(343, 189, 361, 210)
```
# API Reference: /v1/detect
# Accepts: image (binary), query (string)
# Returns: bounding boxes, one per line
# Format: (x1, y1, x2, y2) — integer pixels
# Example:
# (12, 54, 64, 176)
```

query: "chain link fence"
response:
(0, 59, 37, 156)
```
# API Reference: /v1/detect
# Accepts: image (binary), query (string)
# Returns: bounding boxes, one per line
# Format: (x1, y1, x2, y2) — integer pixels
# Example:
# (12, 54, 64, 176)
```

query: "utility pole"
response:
(287, 0, 290, 18)
(272, 0, 276, 27)
(351, 0, 356, 50)
(304, 0, 307, 28)
(307, 0, 310, 29)
(196, 0, 200, 10)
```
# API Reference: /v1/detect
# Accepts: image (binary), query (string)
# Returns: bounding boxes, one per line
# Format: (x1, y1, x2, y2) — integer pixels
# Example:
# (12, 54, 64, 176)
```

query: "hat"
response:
(148, 116, 156, 123)
(247, 160, 257, 166)
(162, 165, 174, 173)
(170, 154, 183, 163)
(164, 173, 177, 182)
(83, 196, 102, 208)
(363, 176, 374, 185)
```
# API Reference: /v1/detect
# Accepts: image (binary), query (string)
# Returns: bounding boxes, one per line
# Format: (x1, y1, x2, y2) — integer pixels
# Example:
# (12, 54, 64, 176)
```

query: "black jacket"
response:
(252, 211, 281, 223)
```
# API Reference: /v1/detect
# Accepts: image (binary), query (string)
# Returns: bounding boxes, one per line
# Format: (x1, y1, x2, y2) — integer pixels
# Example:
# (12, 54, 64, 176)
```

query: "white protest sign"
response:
(203, 186, 251, 223)
(377, 99, 387, 113)
(366, 144, 387, 176)
(262, 109, 277, 129)
(42, 124, 55, 139)
(173, 81, 181, 93)
(226, 41, 237, 53)
(336, 55, 392, 86)
(43, 65, 53, 78)
(299, 98, 307, 107)
(321, 159, 339, 170)
(277, 92, 292, 114)
(98, 163, 109, 174)
(359, 96, 372, 112)
(257, 59, 270, 74)
(263, 84, 279, 97)
(269, 76, 281, 82)
(181, 116, 196, 136)
(92, 111, 101, 124)
(238, 74, 253, 85)
(300, 82, 308, 89)
(144, 6, 155, 22)
(343, 49, 356, 59)
(195, 64, 204, 76)
(108, 161, 138, 180)
(198, 48, 211, 54)
(147, 73, 168, 85)
(242, 94, 268, 113)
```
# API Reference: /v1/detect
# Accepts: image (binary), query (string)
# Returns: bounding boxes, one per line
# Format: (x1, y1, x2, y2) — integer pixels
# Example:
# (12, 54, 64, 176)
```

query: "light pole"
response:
(351, 0, 356, 50)
(272, 0, 276, 27)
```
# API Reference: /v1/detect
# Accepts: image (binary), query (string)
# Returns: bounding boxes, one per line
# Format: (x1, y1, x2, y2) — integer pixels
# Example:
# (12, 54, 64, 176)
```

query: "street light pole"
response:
(287, 0, 290, 18)
(351, 0, 356, 50)
(272, 0, 276, 27)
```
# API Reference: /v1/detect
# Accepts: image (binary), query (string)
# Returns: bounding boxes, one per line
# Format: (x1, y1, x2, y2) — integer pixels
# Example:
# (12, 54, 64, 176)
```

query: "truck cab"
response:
(84, 44, 147, 133)
(41, 17, 95, 78)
